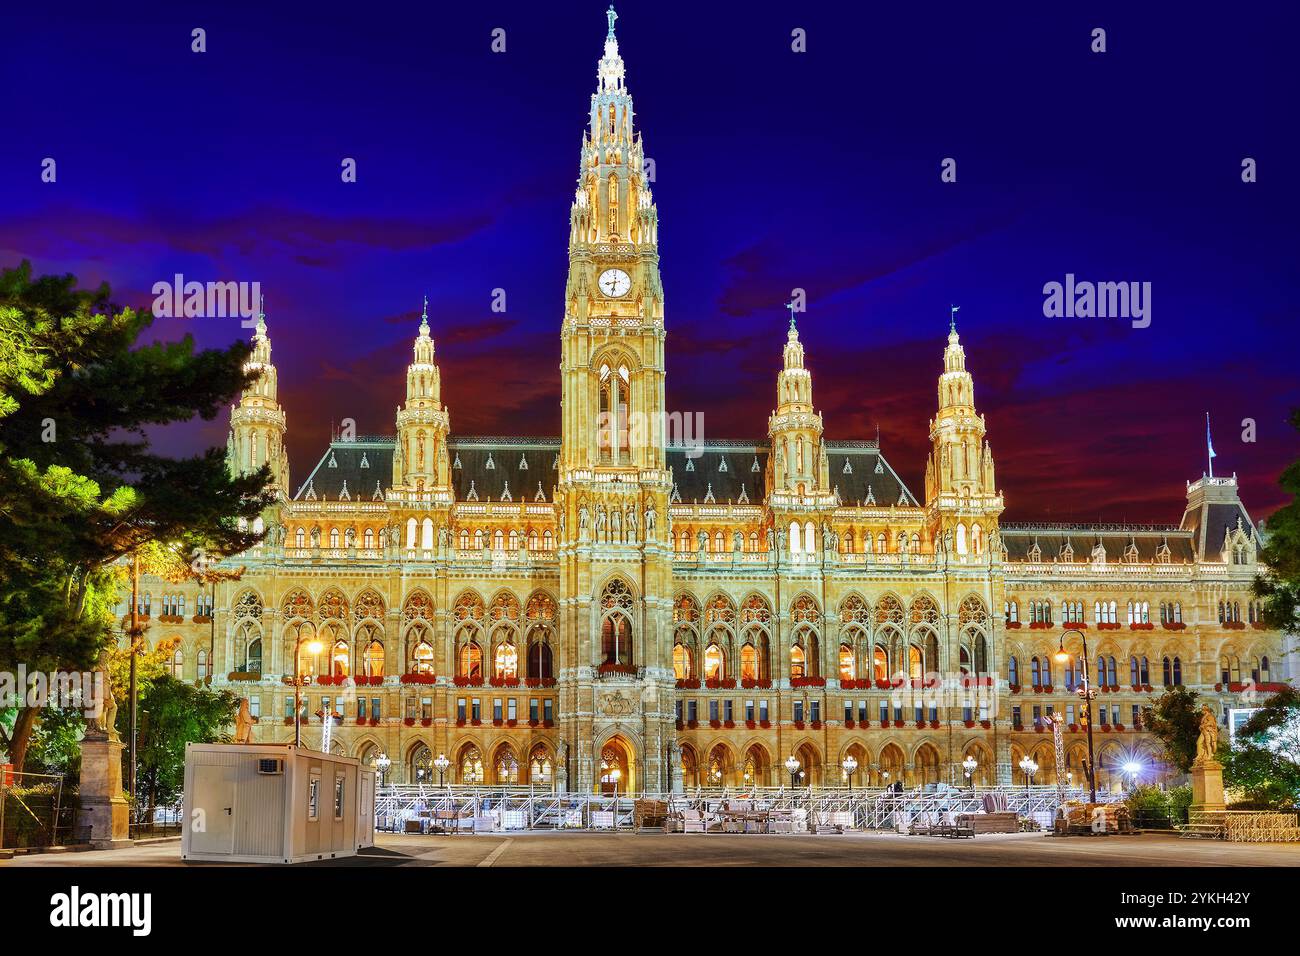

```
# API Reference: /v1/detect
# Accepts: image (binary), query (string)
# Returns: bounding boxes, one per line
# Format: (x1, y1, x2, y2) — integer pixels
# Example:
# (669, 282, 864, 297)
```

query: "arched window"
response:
(364, 640, 384, 678)
(527, 638, 553, 680)
(789, 521, 801, 556)
(790, 643, 806, 680)
(196, 649, 209, 680)
(331, 640, 349, 678)
(703, 643, 725, 681)
(1172, 657, 1182, 686)
(740, 643, 757, 680)
(458, 642, 482, 680)
(599, 578, 635, 667)
(1161, 657, 1172, 687)
(1129, 656, 1139, 686)
(673, 643, 693, 680)
(1008, 655, 1019, 686)
(873, 644, 888, 681)
(494, 641, 518, 680)
(908, 644, 923, 681)
(529, 745, 553, 786)
(838, 643, 855, 681)
(956, 523, 967, 555)
(1030, 656, 1042, 687)
(295, 527, 306, 548)
(495, 747, 520, 784)
(803, 521, 815, 554)
(329, 528, 340, 548)
(459, 746, 485, 785)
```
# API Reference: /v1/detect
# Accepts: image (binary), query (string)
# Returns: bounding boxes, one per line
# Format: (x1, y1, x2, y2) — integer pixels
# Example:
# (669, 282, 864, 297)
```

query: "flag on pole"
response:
(1206, 412, 1216, 477)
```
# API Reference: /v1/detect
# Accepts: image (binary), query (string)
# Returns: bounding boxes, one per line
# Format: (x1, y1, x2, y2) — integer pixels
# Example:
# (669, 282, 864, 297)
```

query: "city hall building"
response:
(129, 12, 1289, 794)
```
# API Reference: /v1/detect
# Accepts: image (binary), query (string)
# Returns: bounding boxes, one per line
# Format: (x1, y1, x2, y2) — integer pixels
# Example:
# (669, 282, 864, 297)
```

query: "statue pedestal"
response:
(1190, 757, 1226, 813)
(79, 733, 132, 849)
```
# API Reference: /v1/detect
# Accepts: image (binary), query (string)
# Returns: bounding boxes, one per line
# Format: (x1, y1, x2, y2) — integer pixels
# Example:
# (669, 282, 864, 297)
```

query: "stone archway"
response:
(598, 735, 636, 795)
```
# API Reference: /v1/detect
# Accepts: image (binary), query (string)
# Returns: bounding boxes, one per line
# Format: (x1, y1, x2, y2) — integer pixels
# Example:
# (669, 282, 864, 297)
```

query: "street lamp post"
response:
(784, 755, 800, 789)
(1019, 756, 1038, 793)
(375, 753, 391, 787)
(292, 633, 324, 748)
(841, 755, 858, 791)
(962, 755, 978, 792)
(1056, 628, 1099, 803)
(434, 753, 450, 787)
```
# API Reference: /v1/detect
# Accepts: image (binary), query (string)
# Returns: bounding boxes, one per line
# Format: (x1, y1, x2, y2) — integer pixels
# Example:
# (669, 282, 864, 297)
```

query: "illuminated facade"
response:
(132, 11, 1290, 793)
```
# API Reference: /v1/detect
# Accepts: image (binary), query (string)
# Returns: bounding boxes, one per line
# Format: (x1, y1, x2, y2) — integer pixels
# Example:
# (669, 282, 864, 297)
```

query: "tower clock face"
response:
(598, 268, 631, 298)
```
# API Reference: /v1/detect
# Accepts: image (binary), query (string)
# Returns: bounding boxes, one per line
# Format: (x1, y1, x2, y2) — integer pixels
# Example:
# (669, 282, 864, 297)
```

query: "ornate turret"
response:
(767, 305, 830, 497)
(392, 296, 451, 495)
(228, 300, 289, 497)
(925, 308, 1002, 556)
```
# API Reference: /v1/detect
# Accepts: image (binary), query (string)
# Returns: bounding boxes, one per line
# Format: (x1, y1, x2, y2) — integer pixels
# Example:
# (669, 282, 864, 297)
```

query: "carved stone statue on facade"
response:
(733, 530, 744, 553)
(594, 504, 607, 540)
(611, 506, 622, 541)
(626, 506, 637, 540)
(644, 503, 656, 535)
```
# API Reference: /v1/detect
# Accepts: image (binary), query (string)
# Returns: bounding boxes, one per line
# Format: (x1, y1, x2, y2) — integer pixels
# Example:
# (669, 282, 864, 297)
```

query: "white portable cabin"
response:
(182, 743, 375, 864)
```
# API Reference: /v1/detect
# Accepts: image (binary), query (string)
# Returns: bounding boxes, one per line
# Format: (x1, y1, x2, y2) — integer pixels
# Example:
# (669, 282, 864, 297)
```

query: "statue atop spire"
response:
(786, 300, 798, 336)
(419, 293, 430, 335)
(949, 303, 959, 335)
(607, 4, 618, 39)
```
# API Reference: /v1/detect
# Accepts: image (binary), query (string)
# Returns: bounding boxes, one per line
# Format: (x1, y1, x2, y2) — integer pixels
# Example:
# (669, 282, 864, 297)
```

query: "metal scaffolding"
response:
(374, 785, 1116, 834)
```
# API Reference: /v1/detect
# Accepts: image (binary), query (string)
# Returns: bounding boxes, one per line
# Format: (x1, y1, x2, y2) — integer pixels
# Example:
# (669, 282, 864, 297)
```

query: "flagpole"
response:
(1206, 412, 1215, 478)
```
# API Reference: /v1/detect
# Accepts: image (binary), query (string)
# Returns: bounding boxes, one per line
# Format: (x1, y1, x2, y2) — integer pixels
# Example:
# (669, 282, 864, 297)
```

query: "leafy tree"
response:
(1222, 686, 1300, 808)
(1254, 408, 1300, 638)
(0, 261, 274, 771)
(134, 676, 239, 809)
(1142, 687, 1202, 774)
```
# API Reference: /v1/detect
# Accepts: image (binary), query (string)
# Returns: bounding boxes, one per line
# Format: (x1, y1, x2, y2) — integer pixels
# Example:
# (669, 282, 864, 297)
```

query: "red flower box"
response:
(492, 719, 503, 727)
(1099, 724, 1111, 732)
(859, 720, 870, 729)
(1114, 723, 1126, 731)
(543, 719, 554, 728)
(403, 717, 415, 726)
(453, 675, 483, 687)
(1223, 621, 1246, 630)
(1008, 684, 1021, 694)
(1068, 723, 1079, 732)
(529, 718, 539, 727)
(1142, 683, 1153, 692)
(1129, 623, 1154, 631)
(745, 720, 757, 729)
(759, 720, 771, 729)
(875, 679, 891, 689)
(524, 677, 557, 688)
(740, 678, 772, 689)
(709, 719, 721, 729)
(401, 673, 436, 685)
(369, 717, 380, 726)
(844, 719, 856, 729)
(1097, 623, 1121, 630)
(355, 717, 367, 725)
(929, 720, 940, 729)
(598, 662, 637, 676)
(793, 720, 805, 730)
(675, 719, 685, 730)
(880, 719, 890, 728)
(489, 676, 521, 688)
(810, 720, 822, 730)
(915, 721, 926, 730)
(283, 717, 294, 725)
(456, 718, 466, 727)
(1163, 622, 1187, 631)
(1042, 685, 1054, 693)
(687, 719, 699, 729)
(791, 676, 827, 688)
(1215, 683, 1223, 691)
(1005, 621, 1021, 628)
(1032, 685, 1043, 693)
(964, 720, 975, 728)
(979, 720, 992, 729)
(1029, 621, 1050, 629)
(470, 718, 482, 726)
(723, 720, 736, 728)
(420, 717, 432, 727)
(1251, 621, 1266, 630)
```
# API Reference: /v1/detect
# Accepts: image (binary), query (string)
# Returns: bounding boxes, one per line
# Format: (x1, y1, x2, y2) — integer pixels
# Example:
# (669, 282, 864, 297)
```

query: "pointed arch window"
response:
(457, 641, 482, 680)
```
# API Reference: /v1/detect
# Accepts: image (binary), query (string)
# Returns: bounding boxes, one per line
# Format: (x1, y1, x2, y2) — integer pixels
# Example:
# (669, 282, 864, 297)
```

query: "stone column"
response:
(80, 730, 131, 849)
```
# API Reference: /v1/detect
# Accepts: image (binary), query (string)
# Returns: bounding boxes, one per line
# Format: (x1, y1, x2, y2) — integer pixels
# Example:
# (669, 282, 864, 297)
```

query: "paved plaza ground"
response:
(5, 829, 1299, 867)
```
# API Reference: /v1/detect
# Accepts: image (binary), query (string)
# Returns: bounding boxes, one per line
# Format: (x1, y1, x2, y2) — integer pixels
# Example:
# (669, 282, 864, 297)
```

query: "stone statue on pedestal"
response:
(234, 697, 256, 744)
(1195, 704, 1220, 763)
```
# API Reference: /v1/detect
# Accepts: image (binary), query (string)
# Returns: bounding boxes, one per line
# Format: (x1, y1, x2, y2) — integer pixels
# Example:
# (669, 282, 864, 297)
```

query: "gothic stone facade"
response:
(132, 14, 1290, 793)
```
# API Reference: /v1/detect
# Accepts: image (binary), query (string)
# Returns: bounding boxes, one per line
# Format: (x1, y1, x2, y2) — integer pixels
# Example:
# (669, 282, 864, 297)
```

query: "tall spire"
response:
(419, 293, 430, 335)
(607, 4, 618, 39)
(949, 303, 959, 334)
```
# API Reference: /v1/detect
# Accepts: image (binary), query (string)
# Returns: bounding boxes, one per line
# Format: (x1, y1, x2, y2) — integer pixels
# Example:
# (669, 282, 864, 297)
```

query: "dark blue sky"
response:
(2, 1, 1297, 522)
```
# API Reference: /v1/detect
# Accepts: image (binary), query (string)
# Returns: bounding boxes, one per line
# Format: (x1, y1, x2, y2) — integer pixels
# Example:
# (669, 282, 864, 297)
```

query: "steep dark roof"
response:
(291, 435, 918, 507)
(1182, 502, 1256, 559)
(1001, 526, 1196, 563)
(292, 438, 393, 502)
(666, 439, 918, 506)
(449, 437, 561, 503)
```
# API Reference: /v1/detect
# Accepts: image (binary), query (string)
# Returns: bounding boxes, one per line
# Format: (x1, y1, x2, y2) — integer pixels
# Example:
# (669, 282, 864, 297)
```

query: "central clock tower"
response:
(556, 7, 676, 794)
